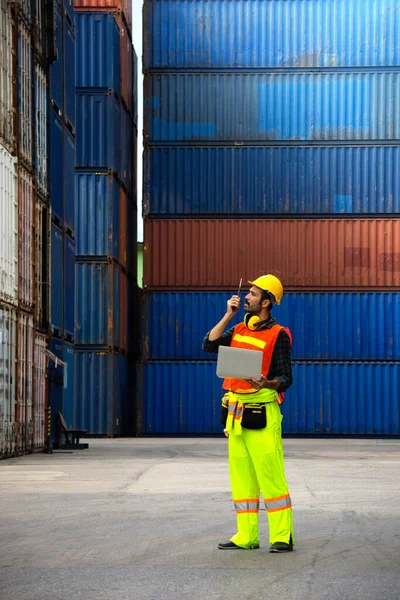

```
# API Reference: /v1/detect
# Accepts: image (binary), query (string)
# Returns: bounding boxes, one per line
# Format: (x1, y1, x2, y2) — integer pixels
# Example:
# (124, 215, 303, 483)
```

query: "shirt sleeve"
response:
(202, 326, 235, 354)
(268, 329, 293, 392)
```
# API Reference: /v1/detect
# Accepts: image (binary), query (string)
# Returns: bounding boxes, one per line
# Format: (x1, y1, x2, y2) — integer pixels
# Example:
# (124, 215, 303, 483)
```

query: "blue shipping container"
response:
(64, 19, 76, 129)
(50, 6, 62, 109)
(64, 127, 75, 232)
(143, 292, 400, 361)
(140, 361, 400, 435)
(63, 341, 74, 428)
(64, 235, 75, 338)
(148, 73, 400, 142)
(144, 0, 400, 69)
(51, 224, 63, 333)
(144, 146, 400, 215)
(75, 262, 120, 347)
(64, 0, 75, 25)
(75, 13, 121, 95)
(76, 91, 121, 173)
(50, 108, 63, 221)
(121, 103, 133, 191)
(75, 172, 120, 259)
(73, 350, 124, 435)
(49, 339, 63, 447)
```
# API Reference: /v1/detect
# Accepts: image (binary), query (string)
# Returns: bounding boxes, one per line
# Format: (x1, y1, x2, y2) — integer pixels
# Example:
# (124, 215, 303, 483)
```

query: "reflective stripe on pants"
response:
(228, 401, 294, 548)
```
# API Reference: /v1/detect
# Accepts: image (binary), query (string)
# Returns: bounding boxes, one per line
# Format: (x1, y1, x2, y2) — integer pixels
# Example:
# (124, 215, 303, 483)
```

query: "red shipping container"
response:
(144, 218, 400, 290)
(16, 312, 34, 453)
(74, 2, 132, 39)
(18, 167, 35, 309)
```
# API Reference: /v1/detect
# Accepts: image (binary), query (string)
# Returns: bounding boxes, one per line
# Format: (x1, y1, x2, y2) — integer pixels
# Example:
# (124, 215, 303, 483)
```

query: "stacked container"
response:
(142, 0, 400, 435)
(73, 8, 138, 436)
(0, 0, 54, 457)
(48, 0, 76, 442)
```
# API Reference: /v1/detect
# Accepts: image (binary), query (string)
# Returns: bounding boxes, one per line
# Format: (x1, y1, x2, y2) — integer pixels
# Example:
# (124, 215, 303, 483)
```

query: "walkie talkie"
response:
(232, 278, 242, 312)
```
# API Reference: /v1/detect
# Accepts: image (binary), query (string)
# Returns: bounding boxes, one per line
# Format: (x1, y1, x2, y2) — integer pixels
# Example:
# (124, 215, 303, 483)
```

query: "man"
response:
(202, 274, 294, 553)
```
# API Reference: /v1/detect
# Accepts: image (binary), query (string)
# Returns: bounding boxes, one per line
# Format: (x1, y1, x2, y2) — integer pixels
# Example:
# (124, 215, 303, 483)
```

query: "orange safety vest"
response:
(223, 322, 292, 402)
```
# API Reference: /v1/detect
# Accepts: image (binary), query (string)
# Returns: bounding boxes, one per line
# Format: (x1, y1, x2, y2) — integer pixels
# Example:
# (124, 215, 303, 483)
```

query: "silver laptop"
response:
(216, 346, 263, 380)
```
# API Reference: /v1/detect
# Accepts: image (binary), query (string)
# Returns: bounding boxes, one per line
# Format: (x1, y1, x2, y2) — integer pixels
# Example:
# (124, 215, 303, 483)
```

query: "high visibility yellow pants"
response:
(228, 401, 294, 548)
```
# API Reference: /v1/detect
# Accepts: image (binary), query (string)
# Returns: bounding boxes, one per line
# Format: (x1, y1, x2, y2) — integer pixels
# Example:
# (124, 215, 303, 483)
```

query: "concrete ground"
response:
(1, 438, 400, 600)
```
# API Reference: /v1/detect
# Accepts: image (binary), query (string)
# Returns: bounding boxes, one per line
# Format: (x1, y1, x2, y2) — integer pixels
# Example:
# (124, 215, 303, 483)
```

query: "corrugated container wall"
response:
(50, 108, 63, 222)
(142, 292, 400, 362)
(16, 313, 34, 453)
(0, 0, 14, 151)
(35, 64, 48, 198)
(0, 147, 18, 305)
(35, 200, 50, 331)
(0, 306, 17, 457)
(63, 18, 76, 130)
(18, 167, 34, 309)
(144, 219, 400, 290)
(33, 334, 47, 449)
(75, 172, 120, 260)
(73, 350, 125, 436)
(51, 223, 63, 334)
(18, 20, 33, 167)
(50, 6, 62, 110)
(139, 362, 400, 436)
(144, 0, 400, 69)
(75, 12, 121, 95)
(146, 72, 400, 143)
(75, 261, 120, 347)
(120, 16, 133, 116)
(144, 146, 400, 216)
(64, 127, 75, 233)
(74, 0, 132, 37)
(64, 236, 75, 339)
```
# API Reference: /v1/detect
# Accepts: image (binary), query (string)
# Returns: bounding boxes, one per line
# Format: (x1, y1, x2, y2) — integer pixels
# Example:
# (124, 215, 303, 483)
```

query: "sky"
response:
(131, 0, 143, 242)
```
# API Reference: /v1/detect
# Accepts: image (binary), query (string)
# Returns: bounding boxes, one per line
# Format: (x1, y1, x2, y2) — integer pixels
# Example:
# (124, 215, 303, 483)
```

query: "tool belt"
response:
(221, 397, 267, 430)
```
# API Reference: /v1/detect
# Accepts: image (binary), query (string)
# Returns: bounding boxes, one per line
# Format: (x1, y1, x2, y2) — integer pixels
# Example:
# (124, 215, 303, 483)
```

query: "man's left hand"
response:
(246, 376, 279, 391)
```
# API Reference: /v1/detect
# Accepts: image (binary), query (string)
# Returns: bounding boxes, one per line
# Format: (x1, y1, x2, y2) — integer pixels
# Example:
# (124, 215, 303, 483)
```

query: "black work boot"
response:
(269, 536, 293, 553)
(218, 541, 259, 550)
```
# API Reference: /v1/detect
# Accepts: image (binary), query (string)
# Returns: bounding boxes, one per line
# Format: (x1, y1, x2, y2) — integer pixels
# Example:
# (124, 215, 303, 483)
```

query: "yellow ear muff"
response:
(244, 313, 261, 331)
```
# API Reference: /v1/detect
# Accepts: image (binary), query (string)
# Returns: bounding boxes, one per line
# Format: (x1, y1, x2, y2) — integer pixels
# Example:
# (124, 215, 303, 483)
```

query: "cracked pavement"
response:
(1, 438, 400, 600)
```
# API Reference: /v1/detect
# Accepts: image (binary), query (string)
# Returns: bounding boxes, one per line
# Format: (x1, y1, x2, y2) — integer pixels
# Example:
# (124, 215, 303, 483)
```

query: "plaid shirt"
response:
(202, 316, 293, 392)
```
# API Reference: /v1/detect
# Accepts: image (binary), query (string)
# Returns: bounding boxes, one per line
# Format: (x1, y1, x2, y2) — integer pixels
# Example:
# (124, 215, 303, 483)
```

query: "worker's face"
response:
(244, 286, 269, 314)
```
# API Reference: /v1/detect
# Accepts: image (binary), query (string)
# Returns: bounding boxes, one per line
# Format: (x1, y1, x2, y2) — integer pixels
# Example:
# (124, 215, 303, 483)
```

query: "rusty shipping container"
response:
(16, 312, 34, 454)
(144, 219, 400, 290)
(18, 167, 34, 309)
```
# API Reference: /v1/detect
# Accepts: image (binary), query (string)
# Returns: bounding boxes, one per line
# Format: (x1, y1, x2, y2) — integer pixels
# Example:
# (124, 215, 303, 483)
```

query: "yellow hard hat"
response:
(248, 274, 284, 305)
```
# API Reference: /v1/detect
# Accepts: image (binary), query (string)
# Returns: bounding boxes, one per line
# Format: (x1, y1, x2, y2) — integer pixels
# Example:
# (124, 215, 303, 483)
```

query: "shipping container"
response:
(51, 223, 63, 333)
(76, 91, 121, 173)
(75, 172, 120, 259)
(0, 305, 17, 457)
(146, 72, 400, 142)
(35, 199, 50, 331)
(143, 292, 400, 362)
(16, 313, 34, 453)
(74, 0, 132, 37)
(73, 349, 125, 435)
(33, 333, 47, 450)
(64, 235, 75, 339)
(119, 269, 128, 350)
(144, 146, 400, 216)
(63, 341, 74, 428)
(18, 167, 34, 309)
(75, 12, 121, 95)
(64, 18, 76, 130)
(132, 49, 137, 128)
(121, 102, 133, 190)
(64, 126, 75, 233)
(49, 338, 63, 447)
(0, 146, 18, 305)
(119, 186, 129, 268)
(50, 108, 63, 221)
(0, 0, 14, 150)
(144, 0, 400, 70)
(50, 5, 63, 110)
(75, 261, 120, 347)
(139, 361, 400, 435)
(18, 20, 33, 166)
(120, 16, 133, 115)
(64, 0, 75, 25)
(35, 63, 49, 197)
(144, 219, 400, 290)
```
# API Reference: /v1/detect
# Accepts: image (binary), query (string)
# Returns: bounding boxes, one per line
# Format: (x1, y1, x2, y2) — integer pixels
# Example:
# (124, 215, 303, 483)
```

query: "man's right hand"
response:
(227, 295, 241, 315)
